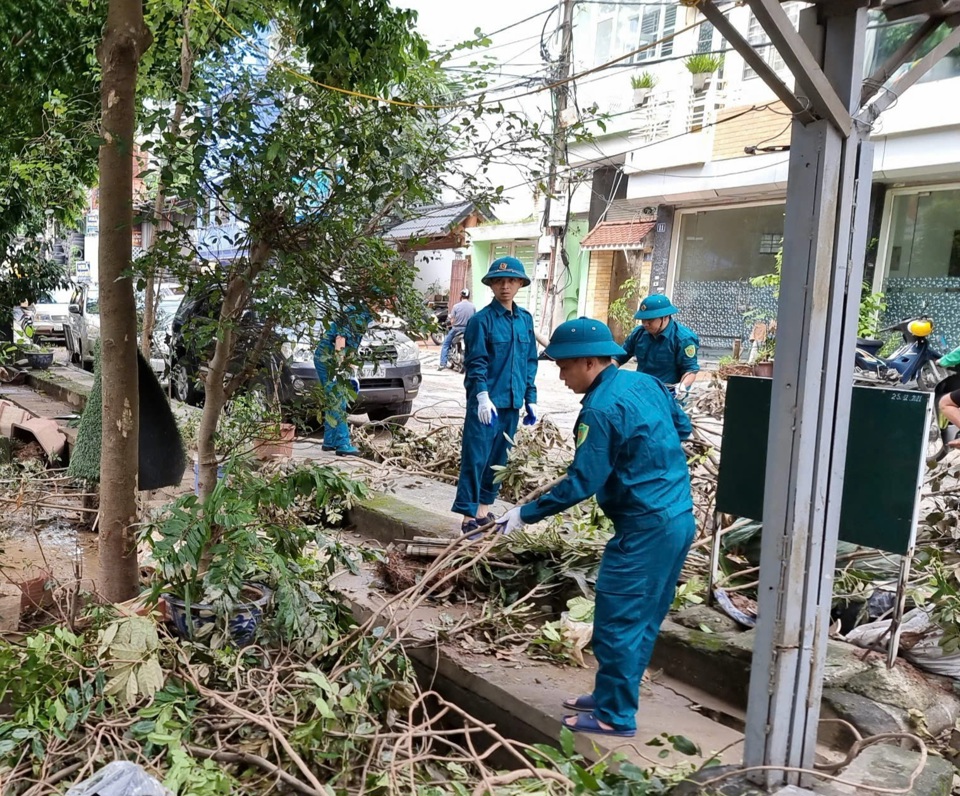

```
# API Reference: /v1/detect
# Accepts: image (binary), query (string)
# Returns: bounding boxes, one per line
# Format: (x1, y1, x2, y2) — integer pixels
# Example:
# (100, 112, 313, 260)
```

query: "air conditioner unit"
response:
(640, 205, 659, 221)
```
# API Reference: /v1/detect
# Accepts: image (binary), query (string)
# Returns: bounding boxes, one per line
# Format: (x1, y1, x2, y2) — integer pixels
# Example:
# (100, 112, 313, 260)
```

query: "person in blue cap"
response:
(453, 256, 539, 535)
(495, 317, 694, 738)
(314, 303, 372, 457)
(616, 293, 699, 402)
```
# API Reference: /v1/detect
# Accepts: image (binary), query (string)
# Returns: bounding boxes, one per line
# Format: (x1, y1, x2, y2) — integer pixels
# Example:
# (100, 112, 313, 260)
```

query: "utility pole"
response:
(540, 0, 574, 337)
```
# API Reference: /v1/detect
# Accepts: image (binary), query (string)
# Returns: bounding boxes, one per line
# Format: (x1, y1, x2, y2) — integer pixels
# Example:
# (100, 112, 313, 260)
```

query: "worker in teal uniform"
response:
(495, 317, 694, 737)
(616, 293, 699, 402)
(314, 303, 372, 457)
(453, 256, 539, 535)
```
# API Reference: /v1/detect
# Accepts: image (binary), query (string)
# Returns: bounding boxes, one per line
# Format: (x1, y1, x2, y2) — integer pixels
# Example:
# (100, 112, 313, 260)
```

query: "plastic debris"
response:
(66, 761, 173, 796)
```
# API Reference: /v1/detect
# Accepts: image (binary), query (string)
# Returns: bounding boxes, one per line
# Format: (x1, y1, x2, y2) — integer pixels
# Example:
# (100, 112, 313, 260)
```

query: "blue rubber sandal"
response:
(461, 519, 482, 540)
(562, 694, 596, 713)
(562, 713, 635, 737)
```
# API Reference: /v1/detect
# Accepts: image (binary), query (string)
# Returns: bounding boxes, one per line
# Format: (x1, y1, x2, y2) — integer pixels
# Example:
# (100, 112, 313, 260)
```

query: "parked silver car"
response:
(27, 288, 73, 343)
(64, 284, 99, 367)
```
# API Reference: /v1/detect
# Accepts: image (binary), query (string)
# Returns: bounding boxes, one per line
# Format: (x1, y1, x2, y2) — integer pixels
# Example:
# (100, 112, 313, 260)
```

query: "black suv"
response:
(167, 291, 422, 424)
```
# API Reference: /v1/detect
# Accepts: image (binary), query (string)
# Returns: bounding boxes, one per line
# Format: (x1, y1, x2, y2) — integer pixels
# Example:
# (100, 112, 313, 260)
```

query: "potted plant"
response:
(16, 321, 55, 369)
(752, 340, 776, 378)
(630, 72, 657, 106)
(685, 53, 723, 92)
(22, 343, 54, 370)
(717, 354, 753, 380)
(144, 461, 366, 645)
(857, 286, 887, 355)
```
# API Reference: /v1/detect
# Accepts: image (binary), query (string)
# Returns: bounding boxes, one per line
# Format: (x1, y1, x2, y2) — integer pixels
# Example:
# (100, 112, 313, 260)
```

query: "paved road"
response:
(411, 343, 582, 439)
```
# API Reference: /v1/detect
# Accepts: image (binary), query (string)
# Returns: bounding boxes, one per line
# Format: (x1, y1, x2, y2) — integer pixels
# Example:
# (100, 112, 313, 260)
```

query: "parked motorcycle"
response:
(425, 301, 448, 346)
(854, 316, 959, 463)
(446, 326, 466, 373)
(853, 317, 946, 391)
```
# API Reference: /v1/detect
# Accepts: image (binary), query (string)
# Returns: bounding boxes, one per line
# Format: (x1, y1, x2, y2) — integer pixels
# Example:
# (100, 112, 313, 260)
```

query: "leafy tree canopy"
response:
(291, 0, 429, 91)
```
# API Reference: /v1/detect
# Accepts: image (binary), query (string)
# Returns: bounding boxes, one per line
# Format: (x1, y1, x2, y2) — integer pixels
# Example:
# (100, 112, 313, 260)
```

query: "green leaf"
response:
(669, 734, 700, 756)
(560, 725, 575, 757)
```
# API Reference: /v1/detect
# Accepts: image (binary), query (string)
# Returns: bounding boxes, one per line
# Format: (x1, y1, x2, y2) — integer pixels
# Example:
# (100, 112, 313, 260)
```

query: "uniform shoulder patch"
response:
(576, 422, 590, 448)
(684, 344, 697, 358)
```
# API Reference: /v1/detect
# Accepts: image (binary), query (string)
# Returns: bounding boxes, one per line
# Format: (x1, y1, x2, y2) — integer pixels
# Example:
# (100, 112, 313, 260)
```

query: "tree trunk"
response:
(196, 242, 270, 499)
(97, 0, 152, 603)
(141, 5, 193, 360)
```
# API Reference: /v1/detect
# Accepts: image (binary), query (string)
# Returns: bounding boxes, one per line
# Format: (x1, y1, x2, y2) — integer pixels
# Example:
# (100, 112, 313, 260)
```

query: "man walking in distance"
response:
(438, 288, 475, 371)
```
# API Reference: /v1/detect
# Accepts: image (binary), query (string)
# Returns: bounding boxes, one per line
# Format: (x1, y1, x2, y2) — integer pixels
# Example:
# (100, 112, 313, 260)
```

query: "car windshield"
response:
(37, 288, 73, 305)
(157, 299, 181, 323)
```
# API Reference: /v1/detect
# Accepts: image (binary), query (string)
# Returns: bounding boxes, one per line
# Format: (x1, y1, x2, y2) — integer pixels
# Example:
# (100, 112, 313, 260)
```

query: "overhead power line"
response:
(434, 6, 558, 57)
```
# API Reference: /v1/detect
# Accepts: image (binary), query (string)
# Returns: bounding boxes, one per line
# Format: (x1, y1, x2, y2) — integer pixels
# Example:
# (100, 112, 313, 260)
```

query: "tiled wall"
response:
(673, 276, 960, 357)
(883, 277, 960, 352)
(674, 280, 777, 356)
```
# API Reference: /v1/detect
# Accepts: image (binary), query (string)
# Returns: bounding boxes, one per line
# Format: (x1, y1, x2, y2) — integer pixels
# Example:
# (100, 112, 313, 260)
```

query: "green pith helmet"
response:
(544, 317, 626, 360)
(482, 256, 531, 287)
(634, 293, 678, 320)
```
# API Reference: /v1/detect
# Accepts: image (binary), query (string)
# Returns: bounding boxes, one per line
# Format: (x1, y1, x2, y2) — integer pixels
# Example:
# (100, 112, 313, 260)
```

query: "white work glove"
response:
(495, 506, 525, 535)
(675, 385, 692, 406)
(522, 402, 538, 426)
(477, 392, 497, 426)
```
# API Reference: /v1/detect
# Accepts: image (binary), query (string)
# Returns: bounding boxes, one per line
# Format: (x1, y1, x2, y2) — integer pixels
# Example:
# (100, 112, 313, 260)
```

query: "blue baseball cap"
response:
(544, 317, 626, 360)
(482, 256, 531, 287)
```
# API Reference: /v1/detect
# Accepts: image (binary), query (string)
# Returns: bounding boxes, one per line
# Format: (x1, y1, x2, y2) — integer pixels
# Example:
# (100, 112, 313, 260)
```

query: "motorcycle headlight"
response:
(394, 340, 420, 364)
(908, 319, 932, 338)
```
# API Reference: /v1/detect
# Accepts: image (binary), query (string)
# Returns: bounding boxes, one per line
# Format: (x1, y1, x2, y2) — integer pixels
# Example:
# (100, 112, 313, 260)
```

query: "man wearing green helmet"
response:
(616, 293, 700, 402)
(452, 256, 539, 536)
(495, 317, 694, 738)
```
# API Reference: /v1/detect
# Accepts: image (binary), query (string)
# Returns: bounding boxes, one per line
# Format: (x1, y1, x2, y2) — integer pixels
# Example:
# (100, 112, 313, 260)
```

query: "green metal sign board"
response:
(715, 376, 930, 556)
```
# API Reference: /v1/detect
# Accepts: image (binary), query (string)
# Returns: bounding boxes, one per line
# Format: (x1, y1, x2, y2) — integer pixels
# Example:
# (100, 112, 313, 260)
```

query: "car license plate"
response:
(53, 324, 63, 331)
(361, 363, 381, 378)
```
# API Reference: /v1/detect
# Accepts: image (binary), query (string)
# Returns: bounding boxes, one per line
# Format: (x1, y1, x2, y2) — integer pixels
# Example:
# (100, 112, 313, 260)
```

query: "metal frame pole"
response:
(742, 4, 870, 788)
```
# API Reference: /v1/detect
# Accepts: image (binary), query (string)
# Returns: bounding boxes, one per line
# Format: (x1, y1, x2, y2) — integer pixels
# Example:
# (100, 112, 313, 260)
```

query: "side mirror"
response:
(68, 304, 81, 315)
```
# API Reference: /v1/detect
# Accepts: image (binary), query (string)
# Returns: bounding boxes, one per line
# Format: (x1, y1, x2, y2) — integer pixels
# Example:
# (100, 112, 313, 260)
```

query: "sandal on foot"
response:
(461, 519, 482, 540)
(561, 694, 596, 713)
(562, 713, 635, 737)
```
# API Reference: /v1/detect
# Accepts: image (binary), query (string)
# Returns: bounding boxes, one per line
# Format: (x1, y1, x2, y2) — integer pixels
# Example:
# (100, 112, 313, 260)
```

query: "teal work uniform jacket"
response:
(519, 365, 692, 531)
(615, 319, 700, 385)
(463, 300, 538, 409)
(320, 306, 372, 352)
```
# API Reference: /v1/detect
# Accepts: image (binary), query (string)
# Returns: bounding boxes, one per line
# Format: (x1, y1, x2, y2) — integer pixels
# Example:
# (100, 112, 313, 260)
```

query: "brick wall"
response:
(586, 251, 614, 323)
(712, 102, 791, 161)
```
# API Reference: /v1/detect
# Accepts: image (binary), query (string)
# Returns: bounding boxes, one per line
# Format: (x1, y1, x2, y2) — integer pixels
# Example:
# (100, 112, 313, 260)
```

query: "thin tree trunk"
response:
(141, 5, 194, 360)
(196, 242, 270, 499)
(97, 0, 152, 603)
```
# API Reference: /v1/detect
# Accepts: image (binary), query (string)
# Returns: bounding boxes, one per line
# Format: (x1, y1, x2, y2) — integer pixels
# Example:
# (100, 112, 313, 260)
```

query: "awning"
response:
(580, 220, 656, 251)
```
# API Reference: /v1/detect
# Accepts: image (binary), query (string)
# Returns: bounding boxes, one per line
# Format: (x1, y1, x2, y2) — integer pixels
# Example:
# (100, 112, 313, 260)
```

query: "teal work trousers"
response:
(591, 512, 696, 731)
(452, 399, 520, 517)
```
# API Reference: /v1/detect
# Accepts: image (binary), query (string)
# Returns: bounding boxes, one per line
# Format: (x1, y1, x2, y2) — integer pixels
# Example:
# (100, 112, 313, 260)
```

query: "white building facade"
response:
(567, 2, 960, 353)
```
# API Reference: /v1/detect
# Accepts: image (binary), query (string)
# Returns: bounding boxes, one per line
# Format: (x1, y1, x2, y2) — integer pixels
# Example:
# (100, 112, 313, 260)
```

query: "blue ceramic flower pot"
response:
(25, 351, 54, 370)
(164, 583, 271, 645)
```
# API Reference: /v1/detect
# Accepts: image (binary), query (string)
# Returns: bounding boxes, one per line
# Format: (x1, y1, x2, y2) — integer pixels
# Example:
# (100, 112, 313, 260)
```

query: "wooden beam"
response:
(860, 16, 942, 107)
(858, 15, 960, 123)
(747, 0, 853, 135)
(699, 0, 815, 124)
